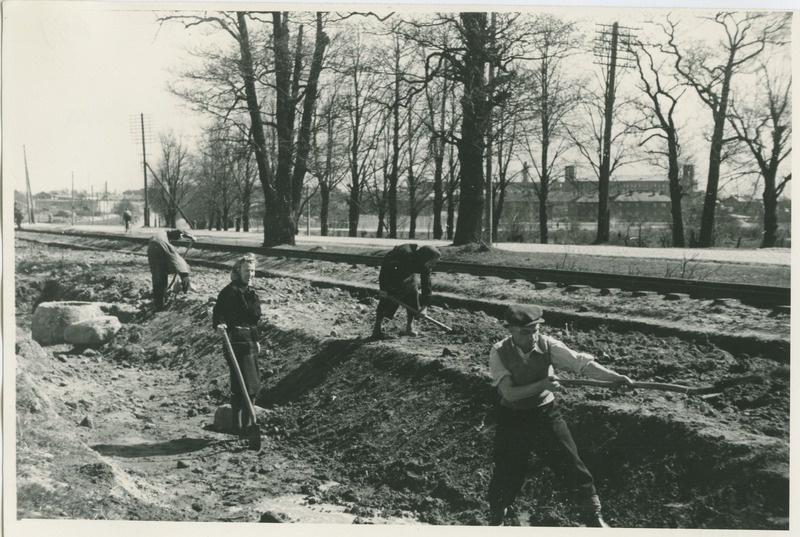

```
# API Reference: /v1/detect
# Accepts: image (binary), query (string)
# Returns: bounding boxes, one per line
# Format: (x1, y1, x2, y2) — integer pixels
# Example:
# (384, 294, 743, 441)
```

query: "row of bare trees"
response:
(153, 10, 790, 248)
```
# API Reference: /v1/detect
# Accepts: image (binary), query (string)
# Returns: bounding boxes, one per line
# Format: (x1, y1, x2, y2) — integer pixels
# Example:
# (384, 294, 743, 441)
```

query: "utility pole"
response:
(91, 185, 94, 225)
(71, 173, 75, 225)
(23, 146, 35, 224)
(592, 21, 636, 244)
(140, 113, 150, 227)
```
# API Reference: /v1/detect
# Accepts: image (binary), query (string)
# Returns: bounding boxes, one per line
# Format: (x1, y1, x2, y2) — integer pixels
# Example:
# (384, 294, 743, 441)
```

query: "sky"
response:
(3, 1, 795, 199)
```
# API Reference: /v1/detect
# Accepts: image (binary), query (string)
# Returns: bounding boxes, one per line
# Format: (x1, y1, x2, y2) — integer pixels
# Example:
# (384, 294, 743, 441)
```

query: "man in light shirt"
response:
(487, 304, 633, 527)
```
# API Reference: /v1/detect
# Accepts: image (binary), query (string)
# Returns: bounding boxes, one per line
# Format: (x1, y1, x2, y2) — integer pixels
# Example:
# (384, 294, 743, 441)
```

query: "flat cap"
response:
(503, 304, 545, 327)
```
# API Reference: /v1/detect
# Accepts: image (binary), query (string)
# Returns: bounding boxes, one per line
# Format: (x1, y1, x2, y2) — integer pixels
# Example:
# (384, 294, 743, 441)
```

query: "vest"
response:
(496, 335, 554, 409)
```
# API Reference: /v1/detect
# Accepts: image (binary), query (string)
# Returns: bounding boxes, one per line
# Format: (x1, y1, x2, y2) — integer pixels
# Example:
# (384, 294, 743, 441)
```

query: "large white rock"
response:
(63, 316, 122, 346)
(31, 301, 104, 346)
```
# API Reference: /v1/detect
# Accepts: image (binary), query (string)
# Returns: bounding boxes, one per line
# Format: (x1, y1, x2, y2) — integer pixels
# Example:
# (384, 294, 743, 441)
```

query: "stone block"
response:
(63, 316, 122, 346)
(31, 301, 104, 346)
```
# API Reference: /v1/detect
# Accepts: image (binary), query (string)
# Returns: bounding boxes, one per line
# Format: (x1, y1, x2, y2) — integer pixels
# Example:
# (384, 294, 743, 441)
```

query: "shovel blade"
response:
(246, 424, 261, 451)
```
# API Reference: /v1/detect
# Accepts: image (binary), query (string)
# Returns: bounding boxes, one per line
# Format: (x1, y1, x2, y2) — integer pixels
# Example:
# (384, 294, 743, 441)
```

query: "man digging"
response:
(487, 304, 634, 527)
(147, 228, 195, 312)
(372, 244, 441, 339)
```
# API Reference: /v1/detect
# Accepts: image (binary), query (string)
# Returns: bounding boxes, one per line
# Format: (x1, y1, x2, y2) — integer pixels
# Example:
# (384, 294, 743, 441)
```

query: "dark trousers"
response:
(376, 275, 420, 320)
(224, 328, 260, 423)
(488, 402, 597, 511)
(151, 271, 169, 310)
(151, 271, 189, 310)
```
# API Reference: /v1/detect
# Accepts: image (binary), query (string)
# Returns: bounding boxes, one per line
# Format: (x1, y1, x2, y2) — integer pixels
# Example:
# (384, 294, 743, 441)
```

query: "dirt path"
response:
(12, 239, 790, 529)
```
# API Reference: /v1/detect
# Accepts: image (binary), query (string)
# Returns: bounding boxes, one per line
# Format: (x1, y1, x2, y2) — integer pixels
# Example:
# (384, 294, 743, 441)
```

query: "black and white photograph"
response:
(3, 1, 795, 535)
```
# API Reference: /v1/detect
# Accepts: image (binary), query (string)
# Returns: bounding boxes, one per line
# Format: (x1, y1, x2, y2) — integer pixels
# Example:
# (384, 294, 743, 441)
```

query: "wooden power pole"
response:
(23, 146, 35, 224)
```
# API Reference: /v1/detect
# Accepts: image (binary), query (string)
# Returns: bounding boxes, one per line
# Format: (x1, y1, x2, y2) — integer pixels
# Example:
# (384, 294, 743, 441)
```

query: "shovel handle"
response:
(382, 294, 452, 332)
(559, 379, 690, 394)
(559, 376, 762, 395)
(220, 328, 258, 424)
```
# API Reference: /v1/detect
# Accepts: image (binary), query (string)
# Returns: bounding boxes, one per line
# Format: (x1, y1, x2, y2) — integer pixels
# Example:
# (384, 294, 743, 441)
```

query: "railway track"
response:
(16, 228, 790, 307)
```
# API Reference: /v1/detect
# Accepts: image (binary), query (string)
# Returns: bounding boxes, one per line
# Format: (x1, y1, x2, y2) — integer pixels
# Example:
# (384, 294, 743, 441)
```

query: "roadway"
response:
(16, 222, 792, 267)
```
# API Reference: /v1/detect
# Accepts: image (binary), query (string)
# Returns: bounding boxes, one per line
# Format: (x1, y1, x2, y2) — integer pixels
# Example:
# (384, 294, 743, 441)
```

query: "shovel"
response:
(220, 328, 262, 451)
(558, 375, 763, 396)
(382, 294, 453, 333)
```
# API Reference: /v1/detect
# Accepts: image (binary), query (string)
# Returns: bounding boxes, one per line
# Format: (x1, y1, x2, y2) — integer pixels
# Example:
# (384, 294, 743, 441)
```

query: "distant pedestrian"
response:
(213, 254, 262, 436)
(372, 244, 441, 338)
(487, 304, 634, 527)
(123, 209, 132, 233)
(14, 201, 24, 230)
(147, 228, 195, 311)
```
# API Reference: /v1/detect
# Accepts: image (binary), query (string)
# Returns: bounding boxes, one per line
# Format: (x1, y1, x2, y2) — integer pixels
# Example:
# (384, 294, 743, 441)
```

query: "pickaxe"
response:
(382, 293, 453, 333)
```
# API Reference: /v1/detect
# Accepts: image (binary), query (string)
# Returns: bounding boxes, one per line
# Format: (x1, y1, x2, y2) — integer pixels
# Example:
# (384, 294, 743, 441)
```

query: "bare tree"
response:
(567, 80, 641, 239)
(632, 39, 690, 247)
(405, 102, 434, 238)
(727, 62, 791, 248)
(521, 14, 583, 244)
(662, 12, 789, 247)
(151, 132, 193, 228)
(337, 35, 384, 236)
(309, 90, 348, 236)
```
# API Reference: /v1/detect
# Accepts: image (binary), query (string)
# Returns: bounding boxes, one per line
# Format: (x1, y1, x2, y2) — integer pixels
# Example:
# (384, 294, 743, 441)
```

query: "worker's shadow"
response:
(259, 338, 365, 407)
(90, 437, 215, 458)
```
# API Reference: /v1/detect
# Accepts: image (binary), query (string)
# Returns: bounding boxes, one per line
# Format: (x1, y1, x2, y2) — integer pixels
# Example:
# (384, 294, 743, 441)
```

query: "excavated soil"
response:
(11, 238, 790, 529)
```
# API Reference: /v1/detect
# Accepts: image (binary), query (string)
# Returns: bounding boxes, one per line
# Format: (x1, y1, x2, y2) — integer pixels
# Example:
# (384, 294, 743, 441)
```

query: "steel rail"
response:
(19, 228, 790, 307)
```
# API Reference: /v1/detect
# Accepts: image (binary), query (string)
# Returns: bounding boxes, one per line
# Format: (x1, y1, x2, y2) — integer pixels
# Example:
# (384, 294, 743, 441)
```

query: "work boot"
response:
(584, 512, 611, 528)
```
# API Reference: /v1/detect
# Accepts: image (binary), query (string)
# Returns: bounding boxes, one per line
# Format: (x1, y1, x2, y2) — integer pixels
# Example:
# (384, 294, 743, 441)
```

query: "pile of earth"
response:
(12, 240, 789, 528)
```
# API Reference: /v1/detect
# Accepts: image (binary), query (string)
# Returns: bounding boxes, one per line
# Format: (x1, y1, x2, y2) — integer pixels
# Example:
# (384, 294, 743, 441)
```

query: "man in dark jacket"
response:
(372, 244, 441, 338)
(147, 228, 195, 311)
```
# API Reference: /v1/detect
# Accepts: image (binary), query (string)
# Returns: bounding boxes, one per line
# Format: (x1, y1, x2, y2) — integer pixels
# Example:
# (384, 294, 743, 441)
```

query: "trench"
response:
(14, 240, 789, 528)
(244, 323, 789, 529)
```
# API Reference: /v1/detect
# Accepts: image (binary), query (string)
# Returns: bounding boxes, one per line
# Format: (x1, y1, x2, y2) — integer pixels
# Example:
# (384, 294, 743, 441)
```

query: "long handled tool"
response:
(559, 375, 763, 396)
(383, 294, 453, 333)
(220, 328, 261, 451)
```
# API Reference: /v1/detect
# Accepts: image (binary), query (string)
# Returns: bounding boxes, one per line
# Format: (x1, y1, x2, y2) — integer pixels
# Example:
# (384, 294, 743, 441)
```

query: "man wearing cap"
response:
(487, 304, 633, 528)
(372, 243, 441, 338)
(147, 228, 195, 311)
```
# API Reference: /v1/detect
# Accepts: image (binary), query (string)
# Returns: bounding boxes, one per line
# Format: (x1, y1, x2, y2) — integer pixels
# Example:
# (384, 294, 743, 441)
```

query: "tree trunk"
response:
(432, 139, 444, 240)
(761, 174, 778, 248)
(698, 61, 734, 248)
(666, 134, 685, 247)
(319, 182, 330, 236)
(292, 14, 329, 222)
(388, 76, 401, 238)
(348, 181, 360, 237)
(408, 168, 417, 239)
(270, 12, 297, 246)
(453, 13, 488, 246)
(236, 12, 281, 247)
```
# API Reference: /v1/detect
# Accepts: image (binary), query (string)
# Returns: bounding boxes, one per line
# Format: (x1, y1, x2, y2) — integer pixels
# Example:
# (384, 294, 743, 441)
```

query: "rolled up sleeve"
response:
(488, 345, 511, 387)
(547, 336, 595, 374)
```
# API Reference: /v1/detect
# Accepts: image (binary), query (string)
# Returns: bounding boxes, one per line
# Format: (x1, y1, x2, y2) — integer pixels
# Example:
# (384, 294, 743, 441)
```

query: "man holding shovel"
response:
(372, 244, 441, 339)
(487, 304, 633, 528)
(213, 255, 263, 441)
(147, 228, 195, 311)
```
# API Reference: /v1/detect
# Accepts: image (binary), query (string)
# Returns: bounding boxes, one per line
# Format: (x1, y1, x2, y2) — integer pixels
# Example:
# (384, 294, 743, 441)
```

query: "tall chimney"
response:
(683, 164, 695, 190)
(565, 165, 575, 182)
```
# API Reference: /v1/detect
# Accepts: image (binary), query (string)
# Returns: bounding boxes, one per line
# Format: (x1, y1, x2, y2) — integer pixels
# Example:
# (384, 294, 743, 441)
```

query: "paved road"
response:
(20, 223, 792, 266)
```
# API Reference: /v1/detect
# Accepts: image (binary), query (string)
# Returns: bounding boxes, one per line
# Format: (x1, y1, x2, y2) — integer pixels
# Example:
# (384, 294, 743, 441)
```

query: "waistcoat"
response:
(496, 336, 553, 409)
